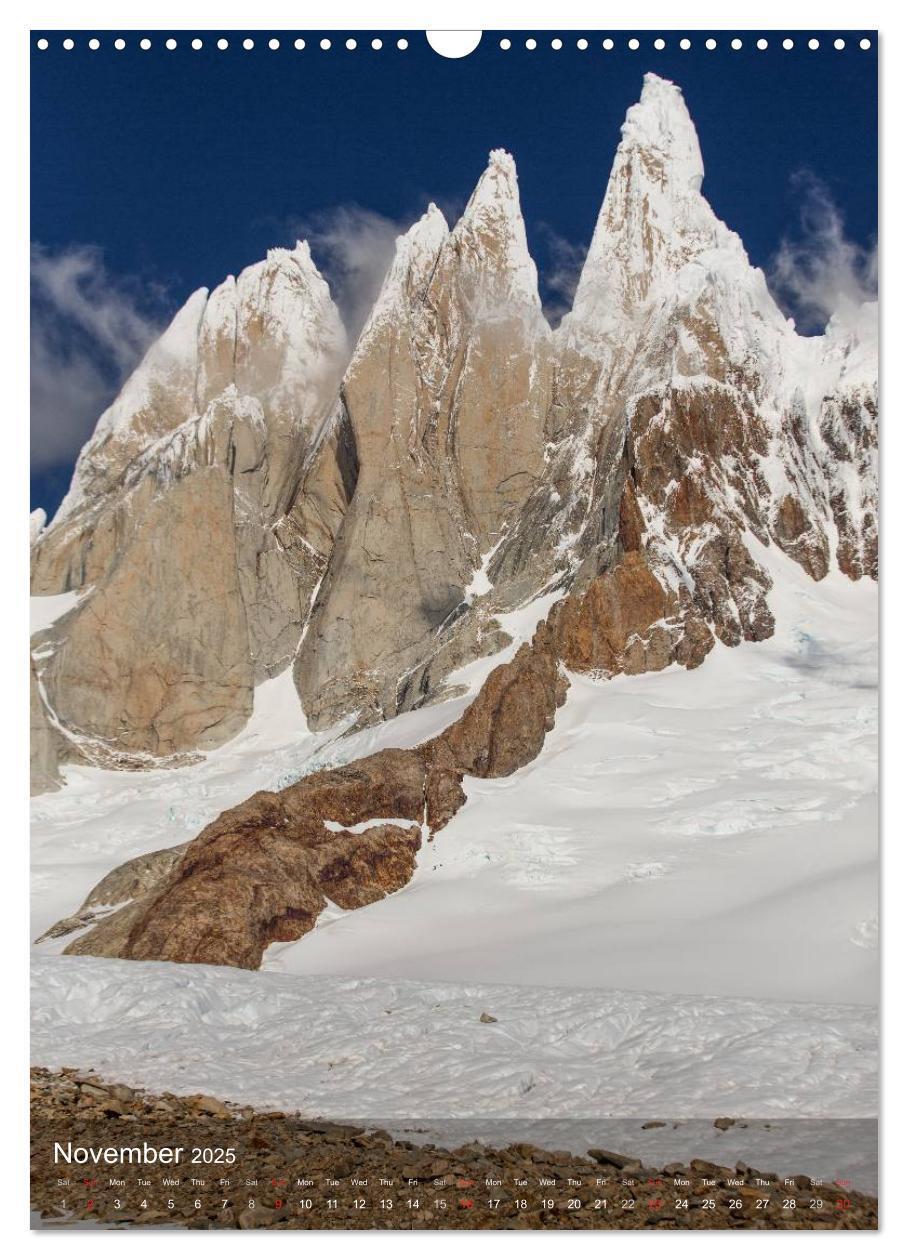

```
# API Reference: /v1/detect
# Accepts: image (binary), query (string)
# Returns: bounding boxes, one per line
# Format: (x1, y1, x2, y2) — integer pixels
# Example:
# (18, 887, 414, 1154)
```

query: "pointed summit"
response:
(350, 204, 448, 360)
(388, 203, 449, 279)
(459, 148, 521, 222)
(620, 73, 704, 194)
(449, 149, 544, 321)
(563, 73, 744, 353)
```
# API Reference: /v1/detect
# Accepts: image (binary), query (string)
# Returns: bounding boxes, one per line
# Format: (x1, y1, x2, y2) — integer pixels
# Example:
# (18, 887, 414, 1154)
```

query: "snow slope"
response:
(29, 589, 561, 941)
(30, 592, 80, 636)
(29, 662, 470, 942)
(30, 546, 877, 1190)
(261, 545, 877, 1006)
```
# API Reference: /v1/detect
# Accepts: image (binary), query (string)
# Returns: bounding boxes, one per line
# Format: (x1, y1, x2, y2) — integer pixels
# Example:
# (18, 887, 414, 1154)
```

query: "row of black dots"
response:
(34, 36, 411, 51)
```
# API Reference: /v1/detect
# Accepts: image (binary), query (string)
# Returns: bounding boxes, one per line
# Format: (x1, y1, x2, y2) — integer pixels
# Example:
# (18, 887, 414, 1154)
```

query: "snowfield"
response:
(30, 546, 878, 1188)
(31, 956, 878, 1191)
(263, 547, 878, 1007)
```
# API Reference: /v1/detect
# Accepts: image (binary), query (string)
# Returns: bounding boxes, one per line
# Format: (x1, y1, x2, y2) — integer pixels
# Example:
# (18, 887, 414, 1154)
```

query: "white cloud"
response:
(31, 244, 165, 471)
(537, 228, 587, 326)
(769, 175, 878, 333)
(301, 206, 408, 339)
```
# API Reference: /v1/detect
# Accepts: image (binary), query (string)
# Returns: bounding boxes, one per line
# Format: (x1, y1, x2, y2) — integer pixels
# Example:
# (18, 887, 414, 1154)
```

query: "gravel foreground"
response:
(30, 1069, 878, 1230)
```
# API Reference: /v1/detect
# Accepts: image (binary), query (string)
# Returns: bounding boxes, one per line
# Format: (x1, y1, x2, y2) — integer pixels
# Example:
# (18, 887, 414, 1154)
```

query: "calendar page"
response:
(29, 27, 879, 1231)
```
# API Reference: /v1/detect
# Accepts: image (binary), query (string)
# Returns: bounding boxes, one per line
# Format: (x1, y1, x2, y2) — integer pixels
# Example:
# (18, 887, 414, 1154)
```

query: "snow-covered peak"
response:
(53, 286, 209, 523)
(459, 148, 521, 223)
(52, 243, 346, 526)
(79, 282, 209, 454)
(621, 73, 704, 195)
(348, 206, 449, 364)
(399, 203, 450, 265)
(561, 73, 785, 372)
(285, 238, 318, 274)
(448, 149, 546, 323)
(236, 241, 336, 322)
(233, 239, 346, 403)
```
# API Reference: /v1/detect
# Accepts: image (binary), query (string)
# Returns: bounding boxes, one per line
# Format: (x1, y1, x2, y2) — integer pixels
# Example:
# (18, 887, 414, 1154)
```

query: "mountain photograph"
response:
(29, 36, 879, 1230)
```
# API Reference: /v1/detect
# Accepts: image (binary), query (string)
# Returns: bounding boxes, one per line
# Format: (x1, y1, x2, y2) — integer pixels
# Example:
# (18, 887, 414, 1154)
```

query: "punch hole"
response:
(426, 31, 482, 58)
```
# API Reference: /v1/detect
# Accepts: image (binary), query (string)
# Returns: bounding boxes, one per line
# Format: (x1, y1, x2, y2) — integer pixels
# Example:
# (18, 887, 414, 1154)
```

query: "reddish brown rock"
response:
(67, 618, 569, 969)
(553, 553, 715, 678)
(431, 622, 568, 778)
(68, 750, 429, 969)
(555, 555, 673, 676)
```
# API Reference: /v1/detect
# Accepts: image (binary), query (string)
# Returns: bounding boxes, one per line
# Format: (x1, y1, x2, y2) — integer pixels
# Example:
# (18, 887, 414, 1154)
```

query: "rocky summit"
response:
(33, 75, 877, 970)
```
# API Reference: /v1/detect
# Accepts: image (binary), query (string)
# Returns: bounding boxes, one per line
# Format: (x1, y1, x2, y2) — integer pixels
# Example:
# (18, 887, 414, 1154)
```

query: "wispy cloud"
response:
(299, 206, 408, 340)
(537, 227, 587, 326)
(31, 244, 167, 471)
(768, 174, 878, 334)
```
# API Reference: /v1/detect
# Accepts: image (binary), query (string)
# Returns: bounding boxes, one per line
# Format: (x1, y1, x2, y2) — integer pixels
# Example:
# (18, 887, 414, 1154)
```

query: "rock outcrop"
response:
(65, 615, 568, 968)
(31, 244, 346, 765)
(57, 542, 722, 970)
(294, 153, 555, 728)
(36, 842, 188, 941)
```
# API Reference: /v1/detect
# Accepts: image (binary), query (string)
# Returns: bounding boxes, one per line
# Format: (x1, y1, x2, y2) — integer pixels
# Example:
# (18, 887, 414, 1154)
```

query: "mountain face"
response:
(494, 74, 877, 679)
(31, 244, 347, 769)
(295, 153, 555, 728)
(31, 66, 877, 871)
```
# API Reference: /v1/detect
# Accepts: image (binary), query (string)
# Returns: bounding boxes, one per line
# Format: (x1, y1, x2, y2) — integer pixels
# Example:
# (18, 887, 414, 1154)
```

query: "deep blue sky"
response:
(30, 31, 878, 514)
